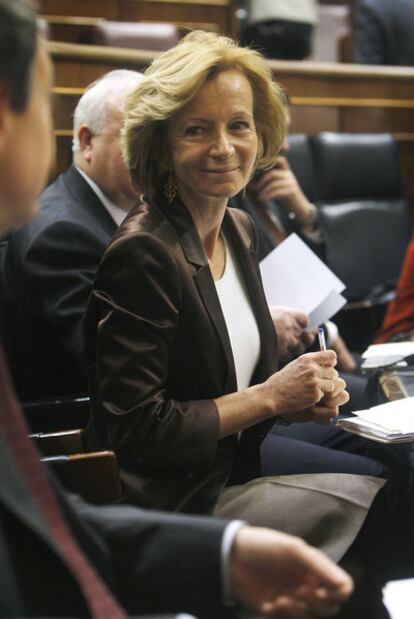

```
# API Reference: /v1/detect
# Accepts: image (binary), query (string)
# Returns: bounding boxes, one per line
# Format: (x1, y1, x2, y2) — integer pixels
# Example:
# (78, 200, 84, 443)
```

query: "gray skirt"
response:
(214, 473, 385, 562)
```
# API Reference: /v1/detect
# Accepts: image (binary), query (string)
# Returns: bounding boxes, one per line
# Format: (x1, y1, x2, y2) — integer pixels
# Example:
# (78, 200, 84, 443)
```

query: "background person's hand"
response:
(330, 334, 358, 373)
(230, 526, 353, 618)
(253, 158, 302, 202)
(269, 306, 315, 359)
(251, 158, 316, 226)
(263, 351, 338, 417)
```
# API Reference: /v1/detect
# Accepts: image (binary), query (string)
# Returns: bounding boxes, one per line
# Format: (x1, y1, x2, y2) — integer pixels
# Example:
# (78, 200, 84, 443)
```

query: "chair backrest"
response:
(310, 132, 410, 301)
(317, 198, 409, 300)
(31, 428, 87, 456)
(285, 133, 317, 202)
(23, 396, 90, 433)
(43, 450, 122, 503)
(311, 132, 404, 202)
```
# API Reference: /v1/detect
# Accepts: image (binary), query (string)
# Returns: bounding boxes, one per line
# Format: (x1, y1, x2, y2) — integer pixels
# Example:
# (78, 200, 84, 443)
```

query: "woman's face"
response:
(166, 69, 258, 206)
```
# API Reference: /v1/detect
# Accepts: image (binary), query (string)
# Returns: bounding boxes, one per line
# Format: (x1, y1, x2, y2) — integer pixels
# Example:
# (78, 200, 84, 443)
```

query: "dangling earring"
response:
(164, 173, 177, 205)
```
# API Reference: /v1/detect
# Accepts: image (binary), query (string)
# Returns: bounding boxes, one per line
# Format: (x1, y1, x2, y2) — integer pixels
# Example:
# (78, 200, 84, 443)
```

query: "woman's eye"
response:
(231, 120, 250, 131)
(185, 126, 204, 136)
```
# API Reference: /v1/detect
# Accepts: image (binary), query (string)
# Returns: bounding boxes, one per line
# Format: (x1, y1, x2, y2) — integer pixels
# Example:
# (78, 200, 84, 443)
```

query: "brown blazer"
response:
(85, 191, 279, 513)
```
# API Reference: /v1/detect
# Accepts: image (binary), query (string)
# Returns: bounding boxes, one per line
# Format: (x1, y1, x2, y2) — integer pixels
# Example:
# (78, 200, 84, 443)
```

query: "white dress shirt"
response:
(75, 166, 128, 226)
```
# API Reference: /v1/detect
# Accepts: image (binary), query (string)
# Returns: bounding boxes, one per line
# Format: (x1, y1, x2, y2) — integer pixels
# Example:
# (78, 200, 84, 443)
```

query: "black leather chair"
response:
(22, 395, 90, 433)
(310, 132, 410, 350)
(285, 133, 318, 203)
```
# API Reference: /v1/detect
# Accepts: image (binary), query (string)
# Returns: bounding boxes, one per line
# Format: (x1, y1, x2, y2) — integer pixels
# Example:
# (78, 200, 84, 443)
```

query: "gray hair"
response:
(72, 69, 143, 153)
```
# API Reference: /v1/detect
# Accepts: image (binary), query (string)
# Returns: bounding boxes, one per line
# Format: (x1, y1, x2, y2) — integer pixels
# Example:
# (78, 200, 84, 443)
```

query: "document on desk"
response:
(383, 578, 414, 619)
(259, 233, 346, 328)
(336, 396, 414, 443)
(361, 342, 414, 370)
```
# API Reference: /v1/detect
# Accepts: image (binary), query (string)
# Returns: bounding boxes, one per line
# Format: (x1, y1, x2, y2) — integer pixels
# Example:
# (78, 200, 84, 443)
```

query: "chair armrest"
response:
(30, 428, 87, 456)
(344, 290, 395, 311)
(43, 450, 122, 503)
(133, 616, 198, 618)
(22, 396, 90, 433)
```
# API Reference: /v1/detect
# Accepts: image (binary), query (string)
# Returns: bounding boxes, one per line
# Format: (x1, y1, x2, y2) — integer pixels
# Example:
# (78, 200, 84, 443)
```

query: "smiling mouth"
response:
(204, 168, 238, 174)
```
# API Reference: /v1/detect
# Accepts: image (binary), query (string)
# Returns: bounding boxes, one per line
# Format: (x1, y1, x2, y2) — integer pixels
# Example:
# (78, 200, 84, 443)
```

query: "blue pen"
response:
(318, 326, 327, 351)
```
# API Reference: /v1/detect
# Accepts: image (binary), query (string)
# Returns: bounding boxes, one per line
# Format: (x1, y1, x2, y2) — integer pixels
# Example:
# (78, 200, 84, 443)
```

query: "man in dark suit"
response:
(0, 68, 143, 400)
(353, 0, 414, 66)
(0, 1, 354, 617)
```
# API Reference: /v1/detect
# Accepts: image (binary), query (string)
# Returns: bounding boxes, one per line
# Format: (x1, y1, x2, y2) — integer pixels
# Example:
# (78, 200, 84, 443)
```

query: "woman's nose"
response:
(209, 130, 235, 158)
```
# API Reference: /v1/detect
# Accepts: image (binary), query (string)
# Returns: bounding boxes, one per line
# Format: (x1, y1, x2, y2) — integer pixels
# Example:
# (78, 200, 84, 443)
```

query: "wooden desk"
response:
(38, 0, 118, 19)
(40, 15, 106, 44)
(38, 0, 236, 36)
(49, 40, 156, 86)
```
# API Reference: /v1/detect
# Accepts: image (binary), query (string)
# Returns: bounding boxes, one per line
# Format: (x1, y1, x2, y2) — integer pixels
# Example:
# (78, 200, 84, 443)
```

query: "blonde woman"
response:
(85, 32, 385, 564)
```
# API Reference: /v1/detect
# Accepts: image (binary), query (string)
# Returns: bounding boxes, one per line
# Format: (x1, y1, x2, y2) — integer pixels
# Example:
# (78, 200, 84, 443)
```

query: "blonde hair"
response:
(123, 30, 287, 198)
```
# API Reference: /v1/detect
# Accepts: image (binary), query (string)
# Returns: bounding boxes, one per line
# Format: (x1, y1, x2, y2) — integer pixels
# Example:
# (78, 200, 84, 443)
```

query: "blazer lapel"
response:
(154, 195, 278, 395)
(224, 208, 278, 383)
(64, 165, 119, 237)
(158, 194, 237, 393)
(193, 265, 237, 393)
(223, 209, 279, 450)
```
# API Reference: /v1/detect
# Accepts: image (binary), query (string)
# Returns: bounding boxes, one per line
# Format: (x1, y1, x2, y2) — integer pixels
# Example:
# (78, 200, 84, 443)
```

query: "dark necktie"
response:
(0, 344, 127, 619)
(254, 200, 287, 246)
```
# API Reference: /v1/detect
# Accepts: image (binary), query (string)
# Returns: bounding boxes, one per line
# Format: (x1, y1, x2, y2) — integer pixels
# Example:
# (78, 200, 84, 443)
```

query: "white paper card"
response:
(308, 290, 347, 329)
(259, 233, 346, 326)
(363, 342, 414, 359)
(383, 578, 414, 619)
(355, 397, 414, 434)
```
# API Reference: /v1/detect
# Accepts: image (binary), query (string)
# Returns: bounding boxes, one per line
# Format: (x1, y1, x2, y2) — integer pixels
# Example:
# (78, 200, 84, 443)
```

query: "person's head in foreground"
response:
(123, 30, 286, 208)
(0, 0, 53, 236)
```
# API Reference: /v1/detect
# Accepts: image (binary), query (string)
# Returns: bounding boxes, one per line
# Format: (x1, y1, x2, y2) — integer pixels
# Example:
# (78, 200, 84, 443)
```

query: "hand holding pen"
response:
(318, 326, 327, 351)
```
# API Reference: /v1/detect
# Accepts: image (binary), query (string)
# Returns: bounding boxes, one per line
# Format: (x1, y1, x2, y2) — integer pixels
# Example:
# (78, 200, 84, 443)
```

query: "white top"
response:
(248, 0, 317, 25)
(215, 237, 261, 390)
(75, 166, 128, 227)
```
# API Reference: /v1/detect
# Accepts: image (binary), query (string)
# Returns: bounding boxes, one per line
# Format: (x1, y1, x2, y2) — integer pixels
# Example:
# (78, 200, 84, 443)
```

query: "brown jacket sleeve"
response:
(88, 230, 220, 474)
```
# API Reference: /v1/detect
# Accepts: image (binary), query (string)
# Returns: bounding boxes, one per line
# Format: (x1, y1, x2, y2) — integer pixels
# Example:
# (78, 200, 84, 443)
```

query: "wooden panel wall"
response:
(39, 0, 236, 37)
(38, 0, 118, 19)
(49, 41, 155, 87)
(118, 0, 237, 36)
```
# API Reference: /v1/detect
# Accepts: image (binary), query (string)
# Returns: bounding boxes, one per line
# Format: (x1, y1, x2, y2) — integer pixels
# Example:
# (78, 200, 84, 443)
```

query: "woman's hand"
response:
(263, 351, 340, 417)
(216, 352, 348, 438)
(289, 376, 350, 424)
